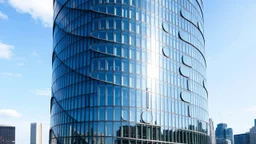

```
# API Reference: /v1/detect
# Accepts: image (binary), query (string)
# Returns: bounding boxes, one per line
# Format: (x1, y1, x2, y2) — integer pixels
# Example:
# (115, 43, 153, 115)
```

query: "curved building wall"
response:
(50, 0, 209, 143)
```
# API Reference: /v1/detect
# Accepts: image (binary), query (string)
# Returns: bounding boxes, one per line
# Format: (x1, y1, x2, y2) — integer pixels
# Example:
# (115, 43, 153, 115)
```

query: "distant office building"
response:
(216, 123, 234, 144)
(234, 133, 250, 144)
(209, 119, 216, 144)
(226, 128, 234, 144)
(250, 121, 256, 144)
(30, 123, 42, 144)
(216, 123, 227, 142)
(0, 125, 15, 144)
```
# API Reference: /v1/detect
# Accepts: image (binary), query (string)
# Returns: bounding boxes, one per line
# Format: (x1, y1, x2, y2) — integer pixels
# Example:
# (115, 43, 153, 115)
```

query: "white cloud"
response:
(0, 42, 14, 59)
(0, 11, 8, 20)
(36, 88, 51, 97)
(7, 0, 53, 27)
(0, 72, 22, 77)
(16, 62, 24, 66)
(0, 109, 21, 117)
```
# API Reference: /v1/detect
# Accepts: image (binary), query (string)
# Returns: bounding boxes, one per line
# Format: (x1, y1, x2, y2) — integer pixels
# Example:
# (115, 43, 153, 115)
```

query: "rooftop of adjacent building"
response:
(234, 133, 250, 137)
(0, 125, 15, 128)
(217, 123, 228, 129)
(30, 122, 43, 126)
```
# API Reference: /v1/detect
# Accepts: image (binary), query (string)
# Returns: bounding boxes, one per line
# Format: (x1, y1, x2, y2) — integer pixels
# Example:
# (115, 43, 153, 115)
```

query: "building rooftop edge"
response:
(0, 125, 15, 127)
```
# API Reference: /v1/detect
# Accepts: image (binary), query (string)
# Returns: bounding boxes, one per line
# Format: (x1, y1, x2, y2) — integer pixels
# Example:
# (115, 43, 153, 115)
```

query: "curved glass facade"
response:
(50, 0, 209, 143)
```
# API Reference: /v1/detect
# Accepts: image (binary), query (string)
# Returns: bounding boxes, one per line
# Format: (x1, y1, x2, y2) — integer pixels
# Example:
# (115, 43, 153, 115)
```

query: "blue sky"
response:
(206, 0, 256, 134)
(0, 0, 255, 143)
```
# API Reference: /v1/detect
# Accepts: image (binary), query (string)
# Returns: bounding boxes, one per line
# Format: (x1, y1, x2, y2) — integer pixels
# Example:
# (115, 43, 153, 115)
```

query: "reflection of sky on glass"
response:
(205, 0, 256, 134)
(147, 39, 158, 79)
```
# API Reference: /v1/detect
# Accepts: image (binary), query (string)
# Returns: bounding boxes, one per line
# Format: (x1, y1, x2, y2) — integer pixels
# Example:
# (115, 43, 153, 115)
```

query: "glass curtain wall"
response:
(50, 0, 209, 143)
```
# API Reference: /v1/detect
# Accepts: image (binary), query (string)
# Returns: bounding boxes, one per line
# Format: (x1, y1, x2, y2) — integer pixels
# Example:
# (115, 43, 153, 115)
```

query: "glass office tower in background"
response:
(30, 123, 43, 144)
(0, 125, 15, 144)
(216, 123, 234, 144)
(50, 0, 208, 143)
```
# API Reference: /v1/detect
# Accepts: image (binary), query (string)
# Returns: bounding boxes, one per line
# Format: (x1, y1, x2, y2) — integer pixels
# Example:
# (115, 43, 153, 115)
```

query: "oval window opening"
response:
(180, 91, 191, 103)
(182, 56, 192, 67)
(141, 111, 153, 124)
(188, 105, 193, 117)
(162, 22, 169, 33)
(162, 46, 170, 58)
(179, 66, 190, 78)
(121, 109, 129, 121)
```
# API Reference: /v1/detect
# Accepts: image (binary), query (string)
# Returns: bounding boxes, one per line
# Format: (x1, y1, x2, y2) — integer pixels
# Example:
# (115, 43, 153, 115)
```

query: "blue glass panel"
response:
(196, 0, 204, 10)
(162, 22, 169, 33)
(180, 9, 197, 26)
(179, 66, 190, 78)
(114, 72, 121, 85)
(180, 91, 191, 103)
(141, 111, 153, 124)
(203, 80, 207, 89)
(179, 31, 205, 55)
(162, 46, 171, 58)
(122, 88, 129, 106)
(91, 30, 125, 44)
(179, 31, 191, 43)
(188, 0, 203, 18)
(187, 80, 192, 91)
(203, 80, 208, 96)
(198, 21, 204, 34)
(182, 56, 192, 67)
(106, 72, 113, 82)
(121, 108, 129, 121)
(188, 105, 192, 117)
(180, 10, 205, 45)
(114, 87, 121, 106)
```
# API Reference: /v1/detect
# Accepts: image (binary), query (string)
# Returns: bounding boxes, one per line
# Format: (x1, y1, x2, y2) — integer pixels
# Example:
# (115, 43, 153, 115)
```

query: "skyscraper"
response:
(209, 119, 216, 144)
(216, 123, 234, 144)
(0, 125, 15, 144)
(30, 123, 43, 144)
(50, 0, 208, 143)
